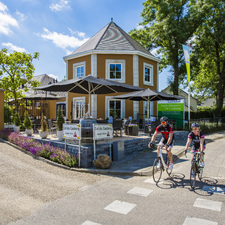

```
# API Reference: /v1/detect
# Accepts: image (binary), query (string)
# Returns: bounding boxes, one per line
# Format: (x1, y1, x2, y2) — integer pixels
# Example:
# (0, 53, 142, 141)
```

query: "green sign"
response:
(158, 100, 184, 129)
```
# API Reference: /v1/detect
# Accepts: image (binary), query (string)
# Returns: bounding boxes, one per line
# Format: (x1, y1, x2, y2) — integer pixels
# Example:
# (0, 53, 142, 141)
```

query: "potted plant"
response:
(56, 109, 64, 141)
(39, 114, 48, 139)
(13, 113, 21, 133)
(23, 110, 33, 136)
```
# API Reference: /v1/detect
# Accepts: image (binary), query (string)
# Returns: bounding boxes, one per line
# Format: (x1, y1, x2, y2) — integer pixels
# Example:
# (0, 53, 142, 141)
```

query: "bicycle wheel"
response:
(190, 161, 196, 189)
(198, 167, 203, 180)
(153, 158, 162, 183)
(166, 155, 173, 176)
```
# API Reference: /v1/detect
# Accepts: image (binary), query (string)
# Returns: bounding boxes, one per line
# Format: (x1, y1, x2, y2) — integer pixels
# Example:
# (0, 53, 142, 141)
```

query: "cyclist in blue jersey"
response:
(184, 122, 205, 168)
(148, 116, 174, 170)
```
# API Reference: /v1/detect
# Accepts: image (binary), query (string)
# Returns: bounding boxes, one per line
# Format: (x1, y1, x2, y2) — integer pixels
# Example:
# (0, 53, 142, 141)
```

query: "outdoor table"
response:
(125, 124, 138, 136)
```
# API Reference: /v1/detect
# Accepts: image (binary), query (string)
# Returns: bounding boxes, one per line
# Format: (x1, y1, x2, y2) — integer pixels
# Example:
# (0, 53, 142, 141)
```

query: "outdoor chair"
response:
(113, 119, 123, 137)
(138, 119, 145, 129)
(48, 119, 58, 137)
(32, 119, 41, 133)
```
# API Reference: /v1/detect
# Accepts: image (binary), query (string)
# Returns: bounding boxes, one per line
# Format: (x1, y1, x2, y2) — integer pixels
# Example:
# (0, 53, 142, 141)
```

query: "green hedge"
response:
(185, 106, 225, 119)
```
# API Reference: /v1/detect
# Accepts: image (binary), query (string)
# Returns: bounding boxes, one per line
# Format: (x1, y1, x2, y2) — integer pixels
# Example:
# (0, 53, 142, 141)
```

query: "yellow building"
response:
(63, 20, 160, 120)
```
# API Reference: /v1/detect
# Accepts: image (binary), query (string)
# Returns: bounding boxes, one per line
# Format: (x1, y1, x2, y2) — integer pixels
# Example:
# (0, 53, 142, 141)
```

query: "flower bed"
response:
(7, 132, 78, 167)
(0, 128, 12, 140)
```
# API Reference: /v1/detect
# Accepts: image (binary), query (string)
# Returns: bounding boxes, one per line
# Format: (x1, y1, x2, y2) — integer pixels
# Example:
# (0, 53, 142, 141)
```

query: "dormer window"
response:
(143, 63, 153, 86)
(105, 59, 125, 83)
(73, 61, 86, 79)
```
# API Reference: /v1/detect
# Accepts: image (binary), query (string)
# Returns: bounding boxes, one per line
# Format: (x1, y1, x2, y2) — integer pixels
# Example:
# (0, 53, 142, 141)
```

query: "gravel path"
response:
(0, 141, 107, 225)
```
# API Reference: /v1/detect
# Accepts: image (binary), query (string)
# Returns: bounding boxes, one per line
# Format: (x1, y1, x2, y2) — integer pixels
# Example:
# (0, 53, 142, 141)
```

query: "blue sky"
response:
(0, 0, 169, 90)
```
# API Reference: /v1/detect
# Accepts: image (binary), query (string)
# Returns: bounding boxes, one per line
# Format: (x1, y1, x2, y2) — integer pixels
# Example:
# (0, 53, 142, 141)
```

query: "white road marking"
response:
(104, 200, 137, 215)
(193, 198, 222, 211)
(144, 178, 164, 184)
(127, 187, 153, 197)
(202, 185, 225, 194)
(81, 221, 102, 225)
(183, 217, 218, 225)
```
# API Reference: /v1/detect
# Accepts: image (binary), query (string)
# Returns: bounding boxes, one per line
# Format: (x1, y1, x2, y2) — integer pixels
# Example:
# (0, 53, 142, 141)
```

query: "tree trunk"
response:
(216, 71, 225, 116)
(173, 62, 179, 96)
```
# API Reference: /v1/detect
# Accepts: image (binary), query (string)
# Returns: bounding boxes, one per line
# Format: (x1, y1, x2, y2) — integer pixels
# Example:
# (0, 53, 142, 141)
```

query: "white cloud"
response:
(68, 28, 85, 38)
(2, 42, 27, 52)
(136, 24, 144, 30)
(16, 10, 26, 21)
(0, 2, 7, 11)
(0, 2, 18, 35)
(66, 49, 72, 55)
(49, 0, 70, 12)
(36, 28, 89, 52)
(48, 74, 58, 80)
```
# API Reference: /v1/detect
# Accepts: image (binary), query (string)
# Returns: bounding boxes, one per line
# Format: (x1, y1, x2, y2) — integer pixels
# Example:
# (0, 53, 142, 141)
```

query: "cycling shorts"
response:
(159, 137, 174, 149)
(191, 146, 206, 153)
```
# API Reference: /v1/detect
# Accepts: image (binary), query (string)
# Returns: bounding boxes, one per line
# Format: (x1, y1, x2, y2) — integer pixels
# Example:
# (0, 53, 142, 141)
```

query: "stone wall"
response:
(33, 131, 188, 168)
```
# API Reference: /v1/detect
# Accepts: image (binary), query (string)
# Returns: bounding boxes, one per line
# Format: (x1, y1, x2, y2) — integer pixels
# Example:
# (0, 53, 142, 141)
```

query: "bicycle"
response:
(185, 151, 204, 189)
(152, 144, 173, 183)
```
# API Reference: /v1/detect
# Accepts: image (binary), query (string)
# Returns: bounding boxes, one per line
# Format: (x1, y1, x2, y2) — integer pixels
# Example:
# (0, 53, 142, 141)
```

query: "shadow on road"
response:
(155, 173, 224, 196)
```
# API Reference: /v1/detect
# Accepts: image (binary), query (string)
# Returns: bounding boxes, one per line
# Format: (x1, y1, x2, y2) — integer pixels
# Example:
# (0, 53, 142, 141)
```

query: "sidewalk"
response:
(72, 131, 225, 176)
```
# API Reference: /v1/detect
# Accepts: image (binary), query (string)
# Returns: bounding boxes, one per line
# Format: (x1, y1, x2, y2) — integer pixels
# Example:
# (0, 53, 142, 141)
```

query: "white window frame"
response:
(72, 97, 86, 120)
(105, 96, 125, 119)
(143, 62, 154, 86)
(73, 61, 86, 79)
(56, 101, 66, 117)
(105, 59, 125, 83)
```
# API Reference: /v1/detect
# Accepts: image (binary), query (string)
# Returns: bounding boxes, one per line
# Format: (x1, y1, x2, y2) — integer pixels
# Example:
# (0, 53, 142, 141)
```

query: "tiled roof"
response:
(70, 21, 153, 56)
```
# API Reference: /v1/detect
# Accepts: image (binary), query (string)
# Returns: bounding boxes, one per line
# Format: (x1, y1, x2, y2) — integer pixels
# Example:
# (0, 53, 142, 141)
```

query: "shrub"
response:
(4, 104, 12, 123)
(8, 132, 78, 167)
(14, 113, 21, 126)
(56, 109, 64, 131)
(40, 114, 48, 132)
(23, 110, 32, 129)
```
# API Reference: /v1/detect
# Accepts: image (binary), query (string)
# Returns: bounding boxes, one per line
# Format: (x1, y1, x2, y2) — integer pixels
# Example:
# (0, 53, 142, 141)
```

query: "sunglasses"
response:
(192, 127, 199, 130)
(161, 121, 167, 124)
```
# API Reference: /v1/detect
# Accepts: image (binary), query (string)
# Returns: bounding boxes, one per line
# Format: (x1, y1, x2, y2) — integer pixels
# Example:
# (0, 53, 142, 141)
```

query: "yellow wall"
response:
(0, 90, 4, 131)
(138, 56, 158, 117)
(68, 55, 91, 80)
(66, 54, 159, 120)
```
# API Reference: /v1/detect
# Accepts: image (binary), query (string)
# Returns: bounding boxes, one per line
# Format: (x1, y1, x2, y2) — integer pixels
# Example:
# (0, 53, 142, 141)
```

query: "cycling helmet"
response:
(191, 122, 200, 128)
(160, 116, 168, 122)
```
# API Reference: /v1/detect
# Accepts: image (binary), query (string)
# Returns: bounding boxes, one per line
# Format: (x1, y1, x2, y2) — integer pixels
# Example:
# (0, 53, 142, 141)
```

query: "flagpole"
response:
(182, 44, 191, 130)
(188, 82, 190, 130)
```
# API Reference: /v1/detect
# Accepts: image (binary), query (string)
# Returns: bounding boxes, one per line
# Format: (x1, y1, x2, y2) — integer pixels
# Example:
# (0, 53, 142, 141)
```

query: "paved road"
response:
(0, 142, 107, 225)
(1, 138, 225, 225)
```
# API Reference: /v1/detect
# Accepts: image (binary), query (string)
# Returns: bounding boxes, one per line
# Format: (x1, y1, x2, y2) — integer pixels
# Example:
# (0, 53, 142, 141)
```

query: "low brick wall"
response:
(33, 131, 189, 168)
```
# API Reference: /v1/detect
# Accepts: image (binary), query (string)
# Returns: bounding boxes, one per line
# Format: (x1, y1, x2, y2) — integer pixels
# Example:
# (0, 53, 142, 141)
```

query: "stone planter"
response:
(39, 131, 49, 139)
(14, 125, 20, 133)
(25, 128, 33, 136)
(57, 130, 64, 142)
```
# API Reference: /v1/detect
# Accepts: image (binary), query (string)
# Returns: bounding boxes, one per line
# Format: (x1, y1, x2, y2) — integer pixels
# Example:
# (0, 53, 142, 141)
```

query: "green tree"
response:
(0, 48, 40, 107)
(191, 1, 225, 115)
(129, 0, 206, 95)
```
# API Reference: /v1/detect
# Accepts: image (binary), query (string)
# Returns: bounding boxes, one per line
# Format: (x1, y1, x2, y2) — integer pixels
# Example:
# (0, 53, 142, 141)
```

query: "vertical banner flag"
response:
(182, 44, 190, 83)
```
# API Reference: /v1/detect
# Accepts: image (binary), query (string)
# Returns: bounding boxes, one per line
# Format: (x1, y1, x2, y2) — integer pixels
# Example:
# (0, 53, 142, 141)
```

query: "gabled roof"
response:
(67, 21, 154, 58)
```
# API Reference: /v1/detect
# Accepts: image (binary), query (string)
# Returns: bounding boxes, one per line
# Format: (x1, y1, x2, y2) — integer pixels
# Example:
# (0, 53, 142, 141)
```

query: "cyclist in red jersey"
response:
(148, 117, 174, 170)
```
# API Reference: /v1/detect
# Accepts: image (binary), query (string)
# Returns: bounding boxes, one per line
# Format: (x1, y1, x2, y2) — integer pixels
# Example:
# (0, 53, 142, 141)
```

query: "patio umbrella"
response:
(23, 93, 63, 100)
(35, 75, 144, 116)
(113, 88, 183, 121)
(23, 93, 63, 117)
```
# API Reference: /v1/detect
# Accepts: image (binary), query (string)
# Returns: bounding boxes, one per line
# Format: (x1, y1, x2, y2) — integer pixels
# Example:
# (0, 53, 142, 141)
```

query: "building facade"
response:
(63, 20, 160, 120)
